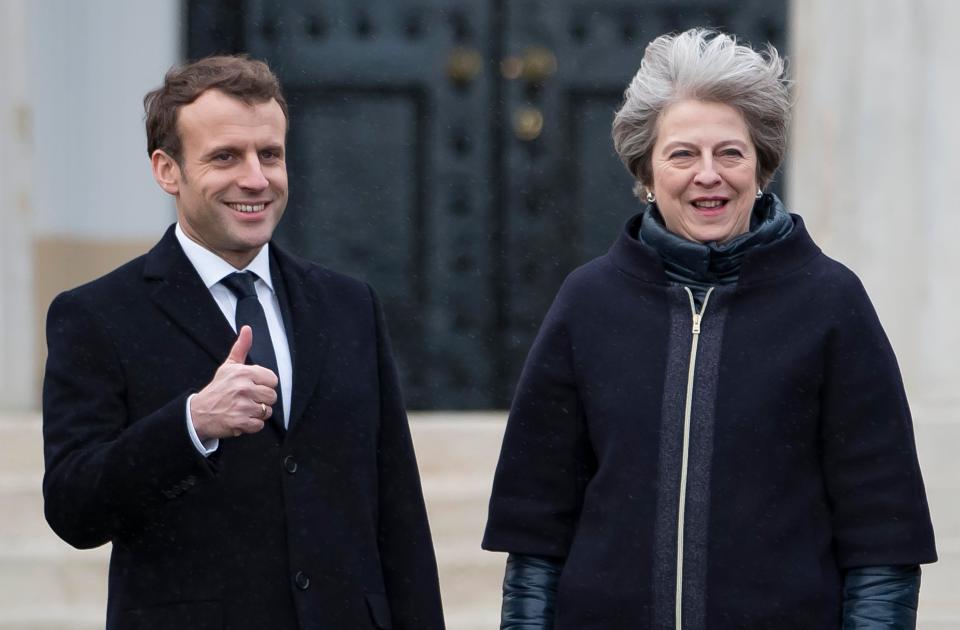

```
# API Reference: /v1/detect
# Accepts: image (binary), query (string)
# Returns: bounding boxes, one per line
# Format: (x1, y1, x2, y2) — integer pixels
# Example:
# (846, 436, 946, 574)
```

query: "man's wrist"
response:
(185, 394, 219, 456)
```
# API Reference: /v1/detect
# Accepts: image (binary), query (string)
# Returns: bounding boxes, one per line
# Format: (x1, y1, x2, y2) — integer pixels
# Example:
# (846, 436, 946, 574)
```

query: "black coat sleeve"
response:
(820, 275, 936, 568)
(368, 286, 446, 629)
(42, 291, 215, 549)
(483, 283, 595, 557)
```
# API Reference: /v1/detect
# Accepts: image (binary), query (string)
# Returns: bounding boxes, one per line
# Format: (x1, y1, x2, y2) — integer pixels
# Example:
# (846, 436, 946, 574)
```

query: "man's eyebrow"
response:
(201, 145, 239, 158)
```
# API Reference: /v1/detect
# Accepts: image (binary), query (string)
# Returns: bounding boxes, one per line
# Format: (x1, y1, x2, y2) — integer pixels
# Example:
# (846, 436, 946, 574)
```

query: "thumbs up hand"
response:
(190, 326, 279, 441)
(225, 324, 254, 365)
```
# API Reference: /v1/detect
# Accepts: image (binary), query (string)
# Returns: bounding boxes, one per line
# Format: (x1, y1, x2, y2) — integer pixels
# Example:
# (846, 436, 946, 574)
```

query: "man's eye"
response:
(213, 153, 234, 162)
(260, 150, 281, 161)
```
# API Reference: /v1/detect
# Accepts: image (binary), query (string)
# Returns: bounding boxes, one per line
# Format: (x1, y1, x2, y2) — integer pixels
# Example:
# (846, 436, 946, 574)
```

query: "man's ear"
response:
(151, 150, 181, 195)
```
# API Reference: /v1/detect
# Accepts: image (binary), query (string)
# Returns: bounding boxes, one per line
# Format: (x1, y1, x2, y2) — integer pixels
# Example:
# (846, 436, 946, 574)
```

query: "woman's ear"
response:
(151, 150, 181, 196)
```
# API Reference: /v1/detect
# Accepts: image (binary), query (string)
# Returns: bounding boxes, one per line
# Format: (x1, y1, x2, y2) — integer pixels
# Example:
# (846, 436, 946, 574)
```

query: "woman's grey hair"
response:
(612, 28, 790, 197)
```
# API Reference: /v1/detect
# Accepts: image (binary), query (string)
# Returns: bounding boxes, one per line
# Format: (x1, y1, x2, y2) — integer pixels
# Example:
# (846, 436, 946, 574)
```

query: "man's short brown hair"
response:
(144, 55, 289, 164)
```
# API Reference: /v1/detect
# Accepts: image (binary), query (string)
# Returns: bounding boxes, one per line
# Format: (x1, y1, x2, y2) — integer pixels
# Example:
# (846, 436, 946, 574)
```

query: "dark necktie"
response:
(221, 271, 285, 431)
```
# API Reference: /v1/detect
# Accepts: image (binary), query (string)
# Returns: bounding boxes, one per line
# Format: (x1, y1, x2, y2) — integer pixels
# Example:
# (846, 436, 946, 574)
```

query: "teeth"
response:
(228, 203, 266, 213)
(694, 200, 724, 208)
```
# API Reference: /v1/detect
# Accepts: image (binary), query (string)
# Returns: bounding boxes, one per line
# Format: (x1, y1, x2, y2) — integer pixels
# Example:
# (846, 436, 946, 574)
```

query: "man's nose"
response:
(237, 155, 269, 191)
(693, 157, 721, 186)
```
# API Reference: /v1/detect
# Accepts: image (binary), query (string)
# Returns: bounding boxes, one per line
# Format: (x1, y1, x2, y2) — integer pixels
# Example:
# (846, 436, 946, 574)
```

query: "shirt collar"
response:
(174, 222, 274, 292)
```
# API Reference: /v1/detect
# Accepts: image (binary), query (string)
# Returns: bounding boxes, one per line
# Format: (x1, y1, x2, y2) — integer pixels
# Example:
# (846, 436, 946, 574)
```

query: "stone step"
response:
(0, 538, 109, 611)
(408, 413, 506, 477)
(435, 541, 504, 604)
(3, 413, 958, 629)
(422, 475, 492, 549)
(0, 607, 103, 630)
(0, 473, 46, 541)
(0, 416, 44, 476)
(914, 418, 960, 481)
(917, 539, 960, 605)
(444, 609, 502, 630)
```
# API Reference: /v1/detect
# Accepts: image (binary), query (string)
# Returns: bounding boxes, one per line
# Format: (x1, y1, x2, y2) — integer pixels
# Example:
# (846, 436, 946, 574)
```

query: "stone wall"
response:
(789, 0, 960, 421)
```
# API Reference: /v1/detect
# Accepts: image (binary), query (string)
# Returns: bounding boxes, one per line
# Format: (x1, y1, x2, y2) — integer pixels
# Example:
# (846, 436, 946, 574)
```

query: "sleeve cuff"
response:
(185, 394, 219, 456)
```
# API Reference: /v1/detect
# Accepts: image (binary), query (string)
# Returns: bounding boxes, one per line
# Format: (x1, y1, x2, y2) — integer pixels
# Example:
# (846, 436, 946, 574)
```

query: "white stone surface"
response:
(789, 0, 960, 414)
(0, 0, 35, 409)
(27, 0, 180, 239)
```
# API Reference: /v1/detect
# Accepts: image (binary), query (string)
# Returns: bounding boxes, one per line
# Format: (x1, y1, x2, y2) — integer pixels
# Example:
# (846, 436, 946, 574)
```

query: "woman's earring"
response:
(756, 188, 763, 199)
(646, 191, 656, 203)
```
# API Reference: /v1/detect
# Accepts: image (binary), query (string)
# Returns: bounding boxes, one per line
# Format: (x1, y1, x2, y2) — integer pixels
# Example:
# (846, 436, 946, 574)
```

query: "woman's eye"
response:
(670, 150, 694, 159)
(719, 148, 744, 158)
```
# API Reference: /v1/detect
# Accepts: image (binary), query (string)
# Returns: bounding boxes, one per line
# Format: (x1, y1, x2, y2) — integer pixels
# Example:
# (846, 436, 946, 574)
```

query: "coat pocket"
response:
(365, 592, 393, 629)
(120, 599, 222, 630)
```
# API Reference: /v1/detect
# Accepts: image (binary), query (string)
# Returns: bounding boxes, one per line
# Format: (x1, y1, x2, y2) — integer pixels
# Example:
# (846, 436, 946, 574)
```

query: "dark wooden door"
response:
(189, 0, 787, 409)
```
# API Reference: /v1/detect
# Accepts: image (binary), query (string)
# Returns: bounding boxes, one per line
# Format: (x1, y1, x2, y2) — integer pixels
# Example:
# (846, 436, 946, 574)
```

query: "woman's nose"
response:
(693, 158, 721, 186)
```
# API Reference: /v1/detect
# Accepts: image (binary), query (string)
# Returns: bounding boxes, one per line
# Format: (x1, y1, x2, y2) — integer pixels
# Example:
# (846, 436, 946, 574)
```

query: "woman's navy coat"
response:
(483, 214, 936, 629)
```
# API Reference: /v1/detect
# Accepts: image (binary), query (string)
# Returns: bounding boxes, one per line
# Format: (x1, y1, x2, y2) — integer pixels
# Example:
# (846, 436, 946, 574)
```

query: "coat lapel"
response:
(143, 226, 236, 364)
(271, 245, 331, 432)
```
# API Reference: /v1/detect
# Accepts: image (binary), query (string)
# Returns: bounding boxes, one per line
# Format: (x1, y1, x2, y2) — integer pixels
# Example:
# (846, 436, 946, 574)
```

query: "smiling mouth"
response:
(226, 202, 267, 213)
(692, 199, 727, 209)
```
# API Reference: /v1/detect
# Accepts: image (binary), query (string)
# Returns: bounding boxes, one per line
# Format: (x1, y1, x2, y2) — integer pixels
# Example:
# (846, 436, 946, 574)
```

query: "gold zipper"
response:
(675, 286, 714, 630)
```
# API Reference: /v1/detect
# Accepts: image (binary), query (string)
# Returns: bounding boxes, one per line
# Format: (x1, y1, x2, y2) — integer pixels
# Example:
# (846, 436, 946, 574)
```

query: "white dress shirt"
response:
(175, 224, 293, 455)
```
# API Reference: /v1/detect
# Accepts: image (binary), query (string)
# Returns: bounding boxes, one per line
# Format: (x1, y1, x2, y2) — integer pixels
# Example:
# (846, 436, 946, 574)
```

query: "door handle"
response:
(500, 46, 557, 83)
(447, 47, 483, 85)
(512, 107, 544, 141)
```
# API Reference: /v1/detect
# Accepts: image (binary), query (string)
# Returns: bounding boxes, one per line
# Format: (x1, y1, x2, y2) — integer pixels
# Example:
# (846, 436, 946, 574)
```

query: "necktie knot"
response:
(221, 271, 258, 299)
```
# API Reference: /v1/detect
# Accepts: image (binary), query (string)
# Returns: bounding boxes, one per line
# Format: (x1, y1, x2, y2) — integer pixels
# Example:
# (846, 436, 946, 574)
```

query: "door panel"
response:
(284, 92, 427, 394)
(188, 0, 787, 408)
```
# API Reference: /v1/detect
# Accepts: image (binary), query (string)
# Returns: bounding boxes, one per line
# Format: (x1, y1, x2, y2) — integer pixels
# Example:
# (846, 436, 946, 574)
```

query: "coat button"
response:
(294, 571, 310, 590)
(283, 455, 298, 474)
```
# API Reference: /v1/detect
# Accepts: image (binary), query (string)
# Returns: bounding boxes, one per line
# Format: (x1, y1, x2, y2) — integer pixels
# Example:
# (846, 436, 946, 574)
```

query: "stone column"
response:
(789, 0, 960, 420)
(790, 3, 960, 621)
(0, 0, 35, 411)
(26, 0, 182, 405)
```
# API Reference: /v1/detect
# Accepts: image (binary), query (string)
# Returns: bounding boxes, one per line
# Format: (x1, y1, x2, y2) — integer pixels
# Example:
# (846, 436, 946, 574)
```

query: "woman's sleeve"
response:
(842, 565, 920, 629)
(483, 285, 595, 558)
(500, 553, 563, 630)
(819, 274, 937, 568)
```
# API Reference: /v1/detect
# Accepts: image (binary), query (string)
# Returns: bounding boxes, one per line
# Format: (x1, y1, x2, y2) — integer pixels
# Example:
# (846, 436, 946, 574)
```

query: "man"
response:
(42, 55, 445, 630)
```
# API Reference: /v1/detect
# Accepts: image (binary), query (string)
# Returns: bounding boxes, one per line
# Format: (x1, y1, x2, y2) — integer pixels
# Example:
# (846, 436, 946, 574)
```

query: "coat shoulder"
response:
(549, 252, 643, 317)
(559, 254, 622, 296)
(802, 251, 874, 307)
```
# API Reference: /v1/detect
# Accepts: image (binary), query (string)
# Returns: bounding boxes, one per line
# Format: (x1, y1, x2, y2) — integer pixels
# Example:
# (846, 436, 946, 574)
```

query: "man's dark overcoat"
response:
(43, 226, 444, 630)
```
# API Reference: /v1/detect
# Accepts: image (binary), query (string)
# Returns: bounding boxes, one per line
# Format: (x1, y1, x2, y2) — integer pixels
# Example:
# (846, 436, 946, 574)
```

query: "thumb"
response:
(226, 325, 253, 364)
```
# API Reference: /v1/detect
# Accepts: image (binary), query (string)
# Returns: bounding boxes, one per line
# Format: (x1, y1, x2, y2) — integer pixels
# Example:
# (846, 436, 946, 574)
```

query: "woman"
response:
(482, 29, 936, 629)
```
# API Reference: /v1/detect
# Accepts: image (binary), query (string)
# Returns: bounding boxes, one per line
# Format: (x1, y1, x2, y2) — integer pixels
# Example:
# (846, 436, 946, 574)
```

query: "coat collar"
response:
(267, 244, 331, 430)
(143, 225, 237, 364)
(608, 211, 821, 288)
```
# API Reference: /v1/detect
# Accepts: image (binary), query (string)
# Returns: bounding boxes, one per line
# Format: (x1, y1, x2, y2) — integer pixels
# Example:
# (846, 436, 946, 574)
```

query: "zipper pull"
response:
(691, 313, 701, 334)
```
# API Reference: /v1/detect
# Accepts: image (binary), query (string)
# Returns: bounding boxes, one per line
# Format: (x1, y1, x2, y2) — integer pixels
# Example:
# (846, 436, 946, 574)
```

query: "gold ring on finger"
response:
(260, 402, 267, 419)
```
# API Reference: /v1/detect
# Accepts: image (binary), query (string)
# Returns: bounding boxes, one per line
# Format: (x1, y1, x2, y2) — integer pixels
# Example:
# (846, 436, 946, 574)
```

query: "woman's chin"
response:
(687, 218, 751, 244)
